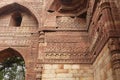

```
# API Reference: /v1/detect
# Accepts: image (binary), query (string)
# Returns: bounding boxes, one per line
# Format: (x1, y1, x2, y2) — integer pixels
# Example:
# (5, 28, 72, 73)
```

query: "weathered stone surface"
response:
(42, 64, 93, 80)
(0, 0, 119, 80)
(93, 43, 114, 80)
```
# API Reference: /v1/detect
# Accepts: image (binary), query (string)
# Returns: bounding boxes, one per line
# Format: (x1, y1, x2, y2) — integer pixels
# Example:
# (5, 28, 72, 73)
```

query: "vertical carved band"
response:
(108, 38, 120, 80)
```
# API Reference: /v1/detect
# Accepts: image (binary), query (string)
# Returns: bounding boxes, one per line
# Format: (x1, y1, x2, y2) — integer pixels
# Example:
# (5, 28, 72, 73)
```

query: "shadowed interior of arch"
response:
(10, 12, 22, 26)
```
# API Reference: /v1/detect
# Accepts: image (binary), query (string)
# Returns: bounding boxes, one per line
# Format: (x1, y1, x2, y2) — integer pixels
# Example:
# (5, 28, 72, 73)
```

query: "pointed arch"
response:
(0, 2, 39, 27)
(0, 48, 25, 63)
(0, 48, 26, 80)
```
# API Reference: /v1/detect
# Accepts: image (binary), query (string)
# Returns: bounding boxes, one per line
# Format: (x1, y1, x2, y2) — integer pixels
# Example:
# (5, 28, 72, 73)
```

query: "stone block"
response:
(64, 64, 72, 69)
(73, 74, 81, 77)
(42, 78, 56, 80)
(55, 78, 76, 80)
(52, 64, 64, 69)
(69, 69, 78, 74)
(43, 70, 55, 74)
(78, 70, 84, 74)
(55, 69, 68, 73)
(72, 65, 80, 69)
(44, 64, 52, 69)
(75, 78, 80, 80)
(42, 74, 56, 78)
(56, 73, 73, 78)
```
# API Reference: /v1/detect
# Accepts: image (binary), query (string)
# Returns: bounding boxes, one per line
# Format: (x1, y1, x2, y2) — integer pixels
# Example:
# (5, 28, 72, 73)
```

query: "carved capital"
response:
(108, 38, 120, 52)
(39, 31, 45, 43)
(111, 52, 120, 70)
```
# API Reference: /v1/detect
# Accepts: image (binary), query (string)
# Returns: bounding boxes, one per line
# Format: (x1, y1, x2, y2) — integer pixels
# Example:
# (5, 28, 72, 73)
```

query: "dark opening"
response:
(97, 14, 102, 21)
(61, 0, 73, 4)
(47, 10, 55, 13)
(10, 12, 22, 27)
(78, 12, 87, 19)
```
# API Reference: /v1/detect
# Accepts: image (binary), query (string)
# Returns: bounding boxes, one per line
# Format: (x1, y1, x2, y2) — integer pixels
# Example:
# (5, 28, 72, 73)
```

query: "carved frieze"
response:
(45, 52, 87, 59)
(56, 16, 86, 30)
(0, 27, 37, 33)
(45, 32, 89, 42)
(38, 58, 91, 64)
(38, 31, 90, 63)
(45, 43, 88, 53)
(0, 39, 31, 47)
(0, 27, 38, 47)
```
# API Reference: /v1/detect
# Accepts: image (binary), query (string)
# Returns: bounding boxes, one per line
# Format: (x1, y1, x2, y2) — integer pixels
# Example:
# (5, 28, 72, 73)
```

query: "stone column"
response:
(100, 2, 115, 31)
(108, 38, 120, 80)
(35, 64, 43, 80)
(109, 0, 120, 30)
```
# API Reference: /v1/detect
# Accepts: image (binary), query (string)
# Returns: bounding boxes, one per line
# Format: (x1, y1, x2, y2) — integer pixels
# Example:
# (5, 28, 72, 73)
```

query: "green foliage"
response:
(0, 56, 25, 80)
(0, 70, 4, 80)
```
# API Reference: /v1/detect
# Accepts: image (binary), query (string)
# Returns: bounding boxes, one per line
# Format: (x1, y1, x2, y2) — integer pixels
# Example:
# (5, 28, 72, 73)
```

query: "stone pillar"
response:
(109, 0, 120, 30)
(25, 62, 36, 80)
(35, 64, 43, 80)
(100, 2, 115, 31)
(108, 38, 120, 80)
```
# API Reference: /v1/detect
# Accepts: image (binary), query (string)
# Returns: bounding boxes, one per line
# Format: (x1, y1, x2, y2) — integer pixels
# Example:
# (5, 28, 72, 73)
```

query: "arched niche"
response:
(0, 3, 38, 27)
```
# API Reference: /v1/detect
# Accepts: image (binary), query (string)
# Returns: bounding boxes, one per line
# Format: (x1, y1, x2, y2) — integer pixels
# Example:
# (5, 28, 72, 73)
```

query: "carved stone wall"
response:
(89, 0, 120, 80)
(38, 32, 90, 64)
(0, 0, 119, 80)
(56, 16, 86, 30)
(0, 1, 41, 80)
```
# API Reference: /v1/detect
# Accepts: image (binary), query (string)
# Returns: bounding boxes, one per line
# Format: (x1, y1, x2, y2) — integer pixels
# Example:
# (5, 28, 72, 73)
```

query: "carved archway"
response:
(0, 48, 25, 80)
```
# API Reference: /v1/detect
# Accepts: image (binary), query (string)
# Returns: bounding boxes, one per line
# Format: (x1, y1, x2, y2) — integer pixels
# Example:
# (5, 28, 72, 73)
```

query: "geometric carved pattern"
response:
(56, 16, 86, 30)
(0, 27, 37, 47)
(38, 32, 90, 63)
(45, 43, 88, 53)
(45, 52, 87, 59)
